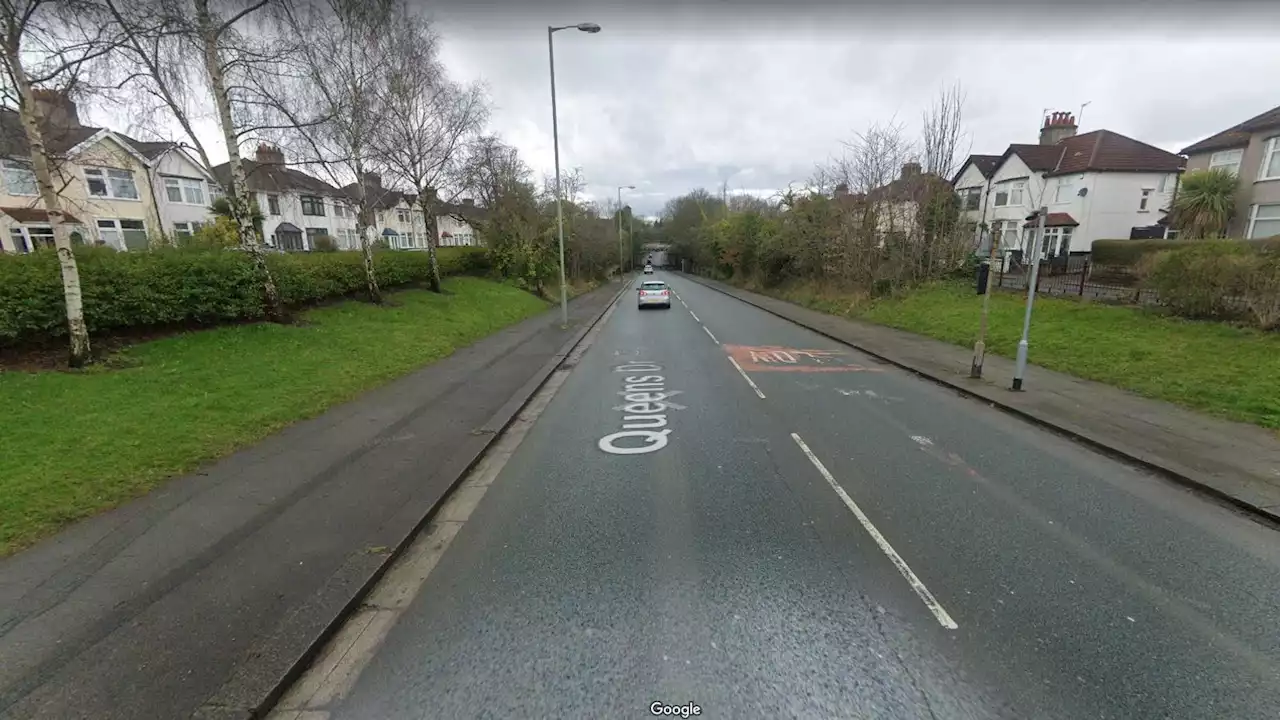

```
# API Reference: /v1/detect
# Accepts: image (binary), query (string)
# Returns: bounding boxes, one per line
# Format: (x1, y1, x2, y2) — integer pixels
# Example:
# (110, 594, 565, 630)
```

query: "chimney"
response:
(361, 171, 381, 188)
(461, 198, 475, 207)
(1039, 111, 1078, 146)
(255, 144, 285, 165)
(31, 89, 81, 129)
(424, 187, 438, 203)
(900, 162, 921, 179)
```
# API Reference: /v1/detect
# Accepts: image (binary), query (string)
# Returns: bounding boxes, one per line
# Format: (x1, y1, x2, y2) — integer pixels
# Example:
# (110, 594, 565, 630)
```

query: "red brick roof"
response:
(1023, 212, 1078, 228)
(998, 131, 1182, 177)
(1179, 104, 1280, 155)
(1, 206, 82, 224)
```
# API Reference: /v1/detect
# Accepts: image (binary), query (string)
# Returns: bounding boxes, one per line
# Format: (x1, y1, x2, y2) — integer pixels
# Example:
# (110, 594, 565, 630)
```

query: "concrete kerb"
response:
(678, 273, 1280, 530)
(239, 281, 630, 720)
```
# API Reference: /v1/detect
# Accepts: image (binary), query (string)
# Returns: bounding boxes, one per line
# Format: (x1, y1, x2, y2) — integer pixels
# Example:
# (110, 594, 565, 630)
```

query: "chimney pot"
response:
(255, 144, 285, 165)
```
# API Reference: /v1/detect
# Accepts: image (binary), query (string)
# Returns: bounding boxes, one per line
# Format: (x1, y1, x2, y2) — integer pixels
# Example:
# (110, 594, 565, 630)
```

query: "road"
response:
(280, 271, 1280, 719)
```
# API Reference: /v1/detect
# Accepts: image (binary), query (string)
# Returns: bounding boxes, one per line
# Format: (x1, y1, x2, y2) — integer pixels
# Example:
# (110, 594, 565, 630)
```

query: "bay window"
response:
(163, 177, 205, 205)
(1248, 204, 1280, 239)
(1259, 137, 1280, 181)
(1208, 149, 1243, 176)
(97, 218, 148, 250)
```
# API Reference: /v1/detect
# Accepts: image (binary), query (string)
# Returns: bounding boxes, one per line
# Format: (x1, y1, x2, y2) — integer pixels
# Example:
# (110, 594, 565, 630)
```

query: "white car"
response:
(637, 280, 671, 309)
(643, 264, 654, 274)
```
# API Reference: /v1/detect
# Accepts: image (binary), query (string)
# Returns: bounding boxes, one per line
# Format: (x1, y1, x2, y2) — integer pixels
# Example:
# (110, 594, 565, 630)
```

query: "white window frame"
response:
(333, 202, 346, 218)
(97, 218, 148, 250)
(1053, 183, 1074, 204)
(173, 221, 202, 238)
(993, 180, 1025, 208)
(8, 224, 55, 252)
(1208, 149, 1243, 176)
(1138, 188, 1153, 212)
(1247, 203, 1280, 239)
(2, 158, 37, 196)
(162, 176, 205, 205)
(397, 209, 410, 223)
(85, 167, 140, 200)
(1258, 137, 1280, 182)
(1158, 174, 1177, 193)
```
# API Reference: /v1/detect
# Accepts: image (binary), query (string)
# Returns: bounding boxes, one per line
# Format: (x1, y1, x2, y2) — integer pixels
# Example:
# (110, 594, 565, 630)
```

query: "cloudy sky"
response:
(91, 0, 1280, 218)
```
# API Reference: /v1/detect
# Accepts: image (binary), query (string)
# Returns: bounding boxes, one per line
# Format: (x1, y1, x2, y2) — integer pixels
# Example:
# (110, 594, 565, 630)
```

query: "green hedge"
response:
(1147, 241, 1280, 328)
(1092, 238, 1279, 267)
(0, 245, 490, 347)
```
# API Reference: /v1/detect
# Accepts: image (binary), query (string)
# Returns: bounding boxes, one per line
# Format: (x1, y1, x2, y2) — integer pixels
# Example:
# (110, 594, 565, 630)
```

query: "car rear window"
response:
(642, 282, 666, 290)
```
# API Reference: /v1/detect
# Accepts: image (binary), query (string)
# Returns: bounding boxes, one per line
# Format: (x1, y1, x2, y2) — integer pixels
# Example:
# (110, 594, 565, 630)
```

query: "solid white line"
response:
(790, 432, 959, 630)
(688, 310, 701, 322)
(727, 356, 766, 399)
(702, 325, 720, 344)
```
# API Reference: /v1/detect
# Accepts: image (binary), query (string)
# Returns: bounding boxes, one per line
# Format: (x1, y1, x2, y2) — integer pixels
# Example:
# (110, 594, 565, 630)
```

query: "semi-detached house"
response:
(1179, 104, 1280, 240)
(0, 91, 221, 253)
(954, 111, 1184, 263)
(211, 145, 356, 251)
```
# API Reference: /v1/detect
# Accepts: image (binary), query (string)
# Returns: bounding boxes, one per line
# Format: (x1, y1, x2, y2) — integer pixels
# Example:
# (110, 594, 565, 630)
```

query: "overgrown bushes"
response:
(1092, 238, 1278, 268)
(1147, 241, 1280, 328)
(0, 245, 489, 347)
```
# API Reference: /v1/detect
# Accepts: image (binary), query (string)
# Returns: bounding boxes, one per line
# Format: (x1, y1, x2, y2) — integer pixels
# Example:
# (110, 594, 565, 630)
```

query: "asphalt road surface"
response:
(310, 271, 1280, 719)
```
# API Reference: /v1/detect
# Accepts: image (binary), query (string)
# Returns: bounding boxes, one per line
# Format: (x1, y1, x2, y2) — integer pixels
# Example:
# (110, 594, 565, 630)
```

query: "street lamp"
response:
(548, 21, 601, 326)
(617, 184, 635, 276)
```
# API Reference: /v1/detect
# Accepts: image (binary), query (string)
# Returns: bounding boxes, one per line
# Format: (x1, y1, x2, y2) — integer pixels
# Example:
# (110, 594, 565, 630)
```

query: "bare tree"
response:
(0, 0, 121, 366)
(271, 0, 403, 303)
(920, 82, 969, 181)
(372, 7, 488, 293)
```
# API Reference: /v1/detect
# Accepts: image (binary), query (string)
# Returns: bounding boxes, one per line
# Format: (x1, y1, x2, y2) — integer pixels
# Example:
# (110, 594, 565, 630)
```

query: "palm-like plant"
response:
(1172, 168, 1237, 239)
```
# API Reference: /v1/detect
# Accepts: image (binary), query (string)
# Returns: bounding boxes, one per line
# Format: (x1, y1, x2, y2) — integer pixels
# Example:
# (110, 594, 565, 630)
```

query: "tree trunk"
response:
(6, 42, 91, 367)
(418, 195, 442, 293)
(352, 162, 381, 303)
(195, 0, 285, 322)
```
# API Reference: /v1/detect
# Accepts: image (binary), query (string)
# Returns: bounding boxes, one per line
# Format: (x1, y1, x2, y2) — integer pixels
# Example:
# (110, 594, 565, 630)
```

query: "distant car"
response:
(637, 280, 671, 309)
(643, 264, 654, 274)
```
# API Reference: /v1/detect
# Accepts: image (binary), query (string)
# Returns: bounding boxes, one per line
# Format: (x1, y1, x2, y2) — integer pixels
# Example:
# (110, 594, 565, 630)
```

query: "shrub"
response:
(310, 235, 338, 252)
(1092, 238, 1280, 269)
(0, 246, 473, 347)
(1147, 242, 1251, 321)
(179, 216, 240, 249)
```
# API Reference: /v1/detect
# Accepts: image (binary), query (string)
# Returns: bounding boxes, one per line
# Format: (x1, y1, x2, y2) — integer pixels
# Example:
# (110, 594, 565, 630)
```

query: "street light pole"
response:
(547, 22, 600, 326)
(1013, 207, 1048, 391)
(617, 184, 634, 278)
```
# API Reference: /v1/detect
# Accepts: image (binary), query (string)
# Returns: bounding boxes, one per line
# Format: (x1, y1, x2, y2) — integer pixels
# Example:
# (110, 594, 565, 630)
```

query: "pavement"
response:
(0, 281, 622, 720)
(679, 273, 1280, 525)
(301, 271, 1280, 719)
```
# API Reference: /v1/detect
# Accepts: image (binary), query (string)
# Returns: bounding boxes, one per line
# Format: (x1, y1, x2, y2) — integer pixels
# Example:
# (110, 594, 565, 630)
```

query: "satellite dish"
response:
(1078, 187, 1088, 197)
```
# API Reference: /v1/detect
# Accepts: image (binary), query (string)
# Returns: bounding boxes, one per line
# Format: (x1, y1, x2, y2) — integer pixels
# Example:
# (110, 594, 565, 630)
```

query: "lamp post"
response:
(617, 184, 634, 277)
(548, 21, 601, 325)
(1013, 207, 1048, 391)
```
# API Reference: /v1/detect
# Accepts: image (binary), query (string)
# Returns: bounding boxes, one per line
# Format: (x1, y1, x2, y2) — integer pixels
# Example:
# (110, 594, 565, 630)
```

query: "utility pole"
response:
(1012, 207, 1047, 391)
(970, 178, 998, 378)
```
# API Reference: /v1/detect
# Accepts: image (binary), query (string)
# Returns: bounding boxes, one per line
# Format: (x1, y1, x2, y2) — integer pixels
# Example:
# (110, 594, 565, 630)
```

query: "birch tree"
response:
(372, 7, 488, 293)
(269, 0, 400, 303)
(0, 0, 120, 366)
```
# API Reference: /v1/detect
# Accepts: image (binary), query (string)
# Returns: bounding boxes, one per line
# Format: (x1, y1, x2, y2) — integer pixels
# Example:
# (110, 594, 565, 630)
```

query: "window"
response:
(85, 167, 139, 199)
(210, 183, 225, 202)
(993, 180, 1025, 207)
(173, 221, 202, 238)
(958, 187, 981, 211)
(305, 227, 329, 248)
(300, 195, 325, 216)
(1248, 204, 1280, 239)
(333, 202, 346, 218)
(2, 159, 37, 195)
(1158, 174, 1178, 193)
(7, 225, 54, 252)
(1139, 188, 1153, 211)
(265, 194, 280, 215)
(1259, 137, 1280, 181)
(1208, 149, 1243, 176)
(998, 220, 1019, 249)
(397, 209, 410, 223)
(1054, 183, 1074, 204)
(97, 219, 148, 250)
(162, 177, 205, 205)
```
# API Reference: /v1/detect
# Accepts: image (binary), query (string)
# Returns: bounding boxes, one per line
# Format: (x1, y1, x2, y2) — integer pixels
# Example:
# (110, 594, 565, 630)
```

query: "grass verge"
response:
(766, 279, 1280, 430)
(0, 277, 548, 556)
